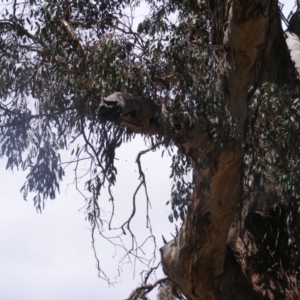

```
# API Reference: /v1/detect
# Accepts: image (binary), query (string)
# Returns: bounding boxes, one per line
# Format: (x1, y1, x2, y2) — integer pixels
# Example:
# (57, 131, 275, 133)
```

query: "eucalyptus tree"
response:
(1, 0, 300, 299)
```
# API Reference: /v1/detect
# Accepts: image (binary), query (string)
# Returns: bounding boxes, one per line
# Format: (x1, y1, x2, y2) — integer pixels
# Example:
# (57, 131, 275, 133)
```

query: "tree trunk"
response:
(159, 1, 298, 299)
(99, 0, 299, 299)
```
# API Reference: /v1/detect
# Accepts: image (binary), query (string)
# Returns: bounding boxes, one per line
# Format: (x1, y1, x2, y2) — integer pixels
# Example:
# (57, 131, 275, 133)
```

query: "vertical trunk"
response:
(160, 0, 297, 298)
(160, 146, 248, 299)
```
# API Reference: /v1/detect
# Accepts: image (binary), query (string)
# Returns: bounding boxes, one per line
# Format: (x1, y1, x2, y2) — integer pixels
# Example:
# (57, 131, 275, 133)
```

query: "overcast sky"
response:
(0, 1, 296, 300)
(0, 136, 176, 300)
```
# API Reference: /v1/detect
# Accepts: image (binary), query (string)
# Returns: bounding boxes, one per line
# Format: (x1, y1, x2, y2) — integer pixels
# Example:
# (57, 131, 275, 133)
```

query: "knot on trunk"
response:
(98, 92, 159, 134)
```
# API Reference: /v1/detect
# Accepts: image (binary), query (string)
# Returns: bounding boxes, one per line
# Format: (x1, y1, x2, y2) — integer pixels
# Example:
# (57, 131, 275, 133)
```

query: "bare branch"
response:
(126, 277, 168, 300)
(0, 20, 37, 41)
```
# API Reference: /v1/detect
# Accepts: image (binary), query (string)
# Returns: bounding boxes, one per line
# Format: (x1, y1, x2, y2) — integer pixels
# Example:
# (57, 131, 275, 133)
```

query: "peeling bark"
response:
(160, 146, 245, 299)
(224, 0, 269, 129)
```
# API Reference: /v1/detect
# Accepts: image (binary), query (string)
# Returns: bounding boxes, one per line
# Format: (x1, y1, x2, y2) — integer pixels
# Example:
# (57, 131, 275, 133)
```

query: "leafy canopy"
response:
(1, 0, 300, 266)
(0, 0, 216, 213)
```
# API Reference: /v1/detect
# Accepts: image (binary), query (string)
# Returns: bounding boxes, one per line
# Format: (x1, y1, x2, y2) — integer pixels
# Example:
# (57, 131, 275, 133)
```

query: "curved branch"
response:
(0, 20, 37, 41)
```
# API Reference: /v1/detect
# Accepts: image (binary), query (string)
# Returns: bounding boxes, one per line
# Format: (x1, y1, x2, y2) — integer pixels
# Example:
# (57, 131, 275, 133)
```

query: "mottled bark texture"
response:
(99, 1, 299, 299)
(160, 1, 269, 298)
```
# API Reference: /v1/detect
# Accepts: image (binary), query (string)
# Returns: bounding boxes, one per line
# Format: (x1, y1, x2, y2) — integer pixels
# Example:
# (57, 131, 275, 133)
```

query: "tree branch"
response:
(60, 18, 84, 55)
(0, 20, 37, 41)
(126, 277, 168, 300)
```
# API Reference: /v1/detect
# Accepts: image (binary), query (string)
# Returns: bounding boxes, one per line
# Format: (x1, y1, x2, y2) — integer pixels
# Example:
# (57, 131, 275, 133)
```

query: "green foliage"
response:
(244, 83, 300, 245)
(0, 0, 220, 218)
(167, 150, 193, 222)
(1, 1, 299, 248)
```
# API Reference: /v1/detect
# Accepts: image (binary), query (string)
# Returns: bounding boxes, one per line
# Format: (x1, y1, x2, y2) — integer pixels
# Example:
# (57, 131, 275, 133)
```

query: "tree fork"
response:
(97, 1, 299, 298)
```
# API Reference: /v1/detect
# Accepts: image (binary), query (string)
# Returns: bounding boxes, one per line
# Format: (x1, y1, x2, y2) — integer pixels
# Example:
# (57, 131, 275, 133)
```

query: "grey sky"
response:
(0, 135, 176, 300)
